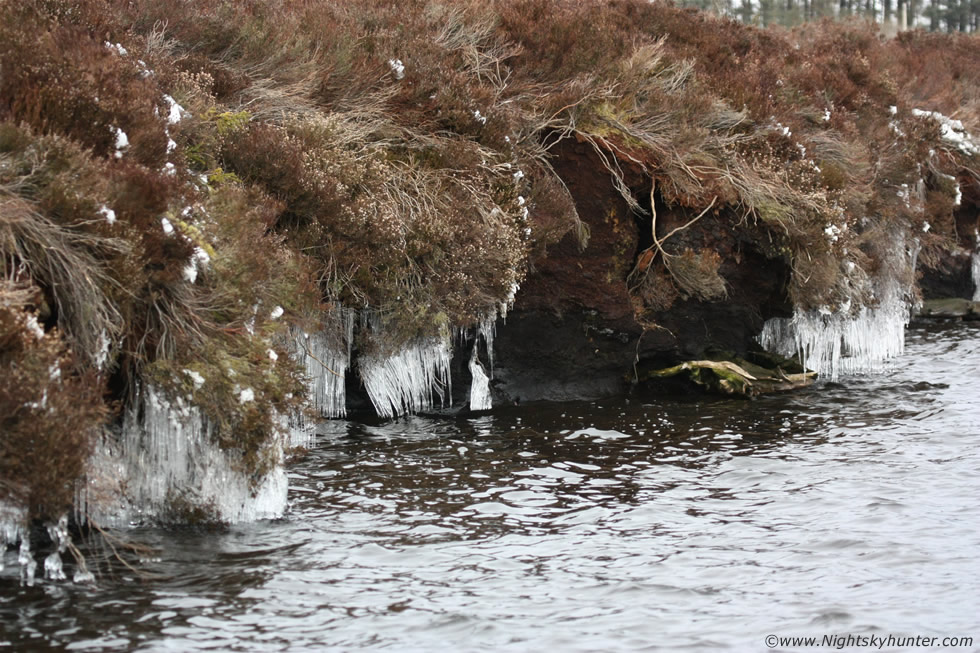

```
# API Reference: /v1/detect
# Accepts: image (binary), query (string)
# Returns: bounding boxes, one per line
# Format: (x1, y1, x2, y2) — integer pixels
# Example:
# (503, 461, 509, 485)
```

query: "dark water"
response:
(2, 323, 979, 651)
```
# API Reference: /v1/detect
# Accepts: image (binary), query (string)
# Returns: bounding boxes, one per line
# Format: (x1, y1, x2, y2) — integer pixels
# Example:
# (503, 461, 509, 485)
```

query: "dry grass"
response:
(1, 0, 978, 523)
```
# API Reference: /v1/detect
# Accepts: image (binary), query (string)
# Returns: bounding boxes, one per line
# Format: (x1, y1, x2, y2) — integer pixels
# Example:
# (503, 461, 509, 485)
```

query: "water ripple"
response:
(2, 323, 979, 651)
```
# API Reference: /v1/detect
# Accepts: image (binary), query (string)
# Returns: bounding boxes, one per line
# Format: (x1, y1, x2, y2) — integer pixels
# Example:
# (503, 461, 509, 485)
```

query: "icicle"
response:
(19, 539, 36, 587)
(290, 309, 355, 419)
(0, 501, 26, 574)
(760, 229, 914, 381)
(759, 295, 909, 381)
(360, 338, 453, 419)
(84, 386, 288, 525)
(468, 347, 492, 411)
(972, 247, 980, 302)
(44, 515, 68, 581)
(73, 567, 95, 584)
(478, 313, 497, 375)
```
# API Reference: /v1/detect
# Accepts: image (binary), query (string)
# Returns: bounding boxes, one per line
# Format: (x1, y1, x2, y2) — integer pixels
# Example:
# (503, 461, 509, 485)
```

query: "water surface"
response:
(2, 322, 979, 651)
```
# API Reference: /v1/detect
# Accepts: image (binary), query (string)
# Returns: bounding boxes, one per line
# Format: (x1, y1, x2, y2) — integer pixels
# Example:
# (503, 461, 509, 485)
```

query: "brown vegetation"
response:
(1, 0, 977, 525)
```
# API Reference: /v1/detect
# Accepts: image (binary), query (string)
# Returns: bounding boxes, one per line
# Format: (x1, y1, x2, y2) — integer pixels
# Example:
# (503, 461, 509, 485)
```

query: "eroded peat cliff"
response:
(2, 0, 979, 552)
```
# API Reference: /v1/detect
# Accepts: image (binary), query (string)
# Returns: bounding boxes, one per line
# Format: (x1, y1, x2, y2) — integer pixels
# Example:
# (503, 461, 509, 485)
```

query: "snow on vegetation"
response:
(912, 108, 980, 156)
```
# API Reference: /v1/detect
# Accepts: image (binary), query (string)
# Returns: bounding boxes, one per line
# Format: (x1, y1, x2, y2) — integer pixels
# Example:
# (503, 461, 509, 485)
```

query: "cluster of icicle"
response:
(467, 315, 495, 411)
(357, 310, 497, 419)
(0, 501, 26, 579)
(25, 303, 503, 536)
(758, 296, 909, 381)
(291, 310, 356, 421)
(972, 244, 980, 302)
(360, 337, 453, 419)
(759, 233, 915, 381)
(0, 512, 94, 586)
(78, 386, 290, 526)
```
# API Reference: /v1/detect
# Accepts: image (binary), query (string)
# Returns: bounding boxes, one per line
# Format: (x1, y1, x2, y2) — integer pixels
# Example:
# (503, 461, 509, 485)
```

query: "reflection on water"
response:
(2, 323, 979, 651)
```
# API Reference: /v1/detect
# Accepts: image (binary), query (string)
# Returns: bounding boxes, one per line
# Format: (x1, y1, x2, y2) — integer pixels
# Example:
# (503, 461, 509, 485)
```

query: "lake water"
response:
(2, 322, 979, 651)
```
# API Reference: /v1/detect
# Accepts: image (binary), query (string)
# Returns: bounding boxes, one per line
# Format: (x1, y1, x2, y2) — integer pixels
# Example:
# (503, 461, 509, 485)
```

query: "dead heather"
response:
(1, 0, 977, 525)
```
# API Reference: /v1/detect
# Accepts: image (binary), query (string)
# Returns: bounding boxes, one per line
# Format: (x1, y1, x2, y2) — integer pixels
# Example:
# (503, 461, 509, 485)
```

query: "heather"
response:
(1, 0, 977, 524)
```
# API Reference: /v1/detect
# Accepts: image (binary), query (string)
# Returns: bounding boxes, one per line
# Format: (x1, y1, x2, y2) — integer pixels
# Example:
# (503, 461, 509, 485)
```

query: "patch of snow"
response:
(824, 223, 843, 242)
(270, 306, 284, 320)
(184, 368, 205, 389)
(99, 205, 116, 224)
(388, 59, 405, 80)
(95, 330, 111, 369)
(111, 126, 129, 158)
(912, 108, 979, 156)
(239, 387, 255, 403)
(268, 348, 278, 362)
(105, 41, 128, 56)
(183, 247, 210, 283)
(897, 184, 910, 207)
(473, 110, 487, 125)
(161, 217, 174, 235)
(25, 314, 45, 339)
(162, 95, 184, 124)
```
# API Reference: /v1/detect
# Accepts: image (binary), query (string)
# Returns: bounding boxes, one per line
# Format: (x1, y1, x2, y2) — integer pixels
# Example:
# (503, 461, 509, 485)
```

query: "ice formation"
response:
(290, 309, 355, 419)
(81, 386, 288, 526)
(43, 515, 69, 581)
(468, 347, 492, 411)
(478, 314, 497, 372)
(18, 539, 36, 587)
(760, 230, 915, 381)
(759, 296, 909, 381)
(972, 247, 980, 302)
(162, 94, 185, 124)
(1, 500, 26, 575)
(359, 337, 453, 419)
(182, 247, 210, 284)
